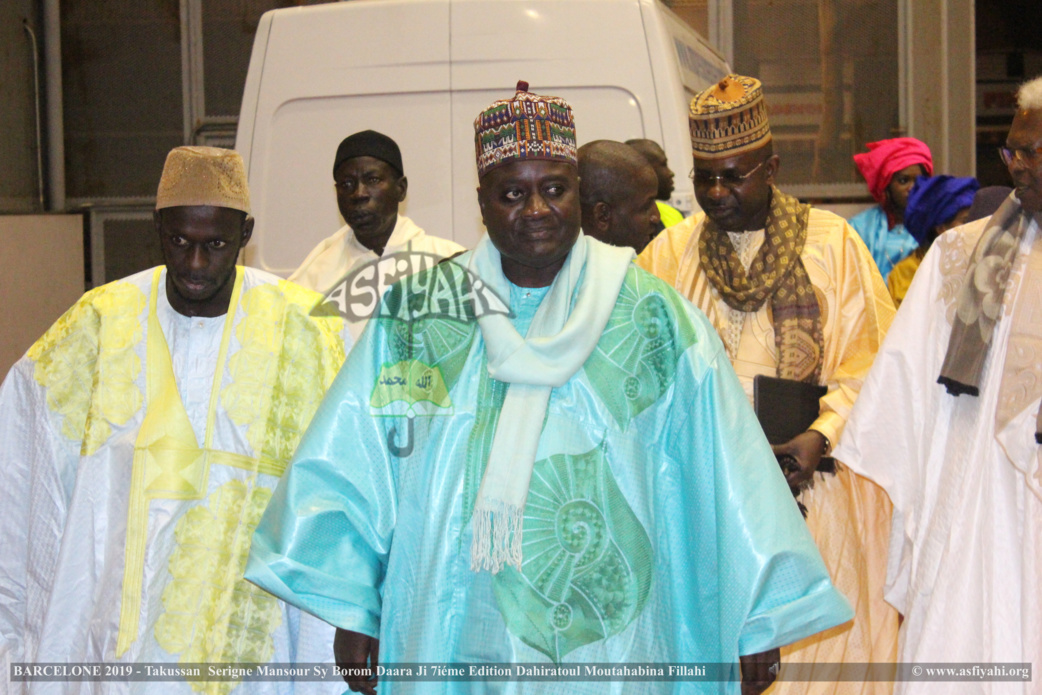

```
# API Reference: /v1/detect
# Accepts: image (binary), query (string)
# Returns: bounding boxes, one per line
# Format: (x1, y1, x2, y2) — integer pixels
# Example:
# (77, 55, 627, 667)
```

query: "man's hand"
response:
(334, 628, 380, 695)
(740, 647, 781, 695)
(771, 430, 827, 491)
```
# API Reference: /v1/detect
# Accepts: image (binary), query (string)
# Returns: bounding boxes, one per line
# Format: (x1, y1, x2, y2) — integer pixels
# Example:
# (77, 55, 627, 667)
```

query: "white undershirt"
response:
(720, 229, 766, 359)
(158, 289, 226, 444)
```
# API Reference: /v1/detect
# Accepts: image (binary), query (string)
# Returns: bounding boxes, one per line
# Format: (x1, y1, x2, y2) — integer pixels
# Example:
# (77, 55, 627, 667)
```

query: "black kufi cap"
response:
(333, 130, 404, 177)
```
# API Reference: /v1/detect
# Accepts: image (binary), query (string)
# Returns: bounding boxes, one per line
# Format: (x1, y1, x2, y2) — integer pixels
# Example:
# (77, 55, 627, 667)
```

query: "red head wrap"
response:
(853, 137, 934, 205)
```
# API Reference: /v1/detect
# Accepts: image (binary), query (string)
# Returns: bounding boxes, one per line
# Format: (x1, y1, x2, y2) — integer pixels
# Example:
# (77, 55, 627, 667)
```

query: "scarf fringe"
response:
(936, 375, 979, 397)
(469, 499, 524, 574)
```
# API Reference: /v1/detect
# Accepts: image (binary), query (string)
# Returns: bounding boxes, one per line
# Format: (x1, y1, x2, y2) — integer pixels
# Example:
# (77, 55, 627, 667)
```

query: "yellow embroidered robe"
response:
(638, 208, 900, 694)
(0, 266, 347, 695)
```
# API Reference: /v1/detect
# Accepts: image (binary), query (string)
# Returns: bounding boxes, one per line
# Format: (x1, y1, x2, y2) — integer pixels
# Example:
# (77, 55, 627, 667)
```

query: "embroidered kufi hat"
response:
(156, 146, 250, 214)
(689, 74, 772, 159)
(474, 80, 577, 178)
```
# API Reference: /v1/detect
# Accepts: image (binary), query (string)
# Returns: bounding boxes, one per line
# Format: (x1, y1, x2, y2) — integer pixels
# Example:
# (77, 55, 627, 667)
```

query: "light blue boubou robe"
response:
(848, 204, 918, 278)
(246, 254, 852, 694)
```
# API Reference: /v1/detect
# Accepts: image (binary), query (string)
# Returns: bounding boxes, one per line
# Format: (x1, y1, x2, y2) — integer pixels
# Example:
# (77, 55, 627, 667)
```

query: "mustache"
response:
(517, 220, 558, 232)
(345, 210, 376, 223)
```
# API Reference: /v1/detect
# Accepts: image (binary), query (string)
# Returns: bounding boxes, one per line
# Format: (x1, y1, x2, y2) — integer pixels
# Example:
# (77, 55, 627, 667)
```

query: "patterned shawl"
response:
(698, 186, 824, 383)
(939, 194, 1042, 443)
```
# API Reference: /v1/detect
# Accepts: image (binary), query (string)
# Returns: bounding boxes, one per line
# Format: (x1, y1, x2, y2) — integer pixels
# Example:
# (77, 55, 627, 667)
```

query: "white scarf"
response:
(466, 232, 634, 573)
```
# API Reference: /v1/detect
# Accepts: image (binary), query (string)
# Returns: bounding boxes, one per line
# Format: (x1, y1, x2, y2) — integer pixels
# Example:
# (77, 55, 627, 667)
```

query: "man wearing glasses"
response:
(834, 76, 1042, 691)
(638, 74, 899, 691)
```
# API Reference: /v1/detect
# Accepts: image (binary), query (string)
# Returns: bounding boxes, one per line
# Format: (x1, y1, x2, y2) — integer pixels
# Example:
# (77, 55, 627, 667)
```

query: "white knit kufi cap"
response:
(155, 146, 251, 213)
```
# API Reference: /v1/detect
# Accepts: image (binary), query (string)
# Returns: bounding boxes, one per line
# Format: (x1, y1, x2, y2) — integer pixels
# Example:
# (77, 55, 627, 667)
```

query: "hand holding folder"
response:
(753, 375, 835, 515)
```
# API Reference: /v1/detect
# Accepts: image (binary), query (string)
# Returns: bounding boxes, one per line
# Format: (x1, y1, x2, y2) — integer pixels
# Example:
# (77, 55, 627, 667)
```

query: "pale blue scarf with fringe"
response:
(465, 232, 634, 573)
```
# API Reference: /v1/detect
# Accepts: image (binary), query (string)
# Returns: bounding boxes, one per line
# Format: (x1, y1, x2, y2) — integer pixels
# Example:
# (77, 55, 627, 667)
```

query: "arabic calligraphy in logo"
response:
(370, 360, 452, 418)
(370, 360, 453, 458)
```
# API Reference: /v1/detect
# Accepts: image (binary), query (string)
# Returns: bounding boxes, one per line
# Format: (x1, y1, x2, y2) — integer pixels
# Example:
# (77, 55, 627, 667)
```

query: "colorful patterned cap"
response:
(689, 74, 772, 160)
(156, 146, 250, 213)
(474, 81, 577, 178)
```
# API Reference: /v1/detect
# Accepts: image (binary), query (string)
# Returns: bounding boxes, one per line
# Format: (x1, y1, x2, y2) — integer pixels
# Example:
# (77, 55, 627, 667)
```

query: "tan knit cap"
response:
(155, 146, 251, 213)
(689, 74, 772, 160)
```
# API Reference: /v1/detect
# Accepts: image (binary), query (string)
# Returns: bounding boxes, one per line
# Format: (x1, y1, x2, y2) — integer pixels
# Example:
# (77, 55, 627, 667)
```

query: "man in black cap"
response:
(290, 130, 464, 338)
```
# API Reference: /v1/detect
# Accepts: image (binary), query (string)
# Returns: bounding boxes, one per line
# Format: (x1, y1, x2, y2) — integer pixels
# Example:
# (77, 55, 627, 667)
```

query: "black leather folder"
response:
(753, 374, 827, 445)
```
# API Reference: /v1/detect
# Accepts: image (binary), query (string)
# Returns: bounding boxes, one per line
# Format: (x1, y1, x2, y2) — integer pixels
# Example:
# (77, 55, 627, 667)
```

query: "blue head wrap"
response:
(904, 175, 980, 244)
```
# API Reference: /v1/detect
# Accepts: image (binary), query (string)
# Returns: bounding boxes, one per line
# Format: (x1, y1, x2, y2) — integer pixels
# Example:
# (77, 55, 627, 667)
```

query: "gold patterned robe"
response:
(638, 208, 900, 694)
(0, 266, 347, 695)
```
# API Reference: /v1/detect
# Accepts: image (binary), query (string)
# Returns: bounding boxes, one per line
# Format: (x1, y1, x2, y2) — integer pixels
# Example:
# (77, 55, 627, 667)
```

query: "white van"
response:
(236, 0, 729, 275)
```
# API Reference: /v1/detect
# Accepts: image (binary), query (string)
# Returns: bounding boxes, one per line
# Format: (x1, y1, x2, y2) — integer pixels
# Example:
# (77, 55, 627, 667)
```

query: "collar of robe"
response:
(116, 266, 281, 656)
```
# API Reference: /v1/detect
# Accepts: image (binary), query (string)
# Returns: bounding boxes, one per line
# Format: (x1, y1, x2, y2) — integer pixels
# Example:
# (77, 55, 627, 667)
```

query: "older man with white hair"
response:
(835, 75, 1042, 693)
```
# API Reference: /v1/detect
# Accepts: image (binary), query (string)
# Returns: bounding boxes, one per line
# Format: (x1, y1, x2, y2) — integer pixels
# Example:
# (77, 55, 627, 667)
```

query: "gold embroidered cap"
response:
(156, 146, 251, 213)
(689, 74, 772, 159)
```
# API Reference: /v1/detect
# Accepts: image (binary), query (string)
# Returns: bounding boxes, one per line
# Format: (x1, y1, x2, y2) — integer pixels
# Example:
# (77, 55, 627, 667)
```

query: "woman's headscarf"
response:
(853, 137, 934, 205)
(904, 175, 979, 244)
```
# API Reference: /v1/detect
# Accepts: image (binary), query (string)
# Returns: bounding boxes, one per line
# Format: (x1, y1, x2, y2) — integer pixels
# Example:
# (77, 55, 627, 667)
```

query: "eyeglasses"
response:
(690, 160, 766, 189)
(998, 145, 1042, 168)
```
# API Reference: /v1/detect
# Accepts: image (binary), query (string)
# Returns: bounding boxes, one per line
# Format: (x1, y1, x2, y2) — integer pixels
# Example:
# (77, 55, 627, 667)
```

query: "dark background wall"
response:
(1, 0, 1039, 274)
(975, 0, 1042, 187)
(1, 0, 42, 213)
